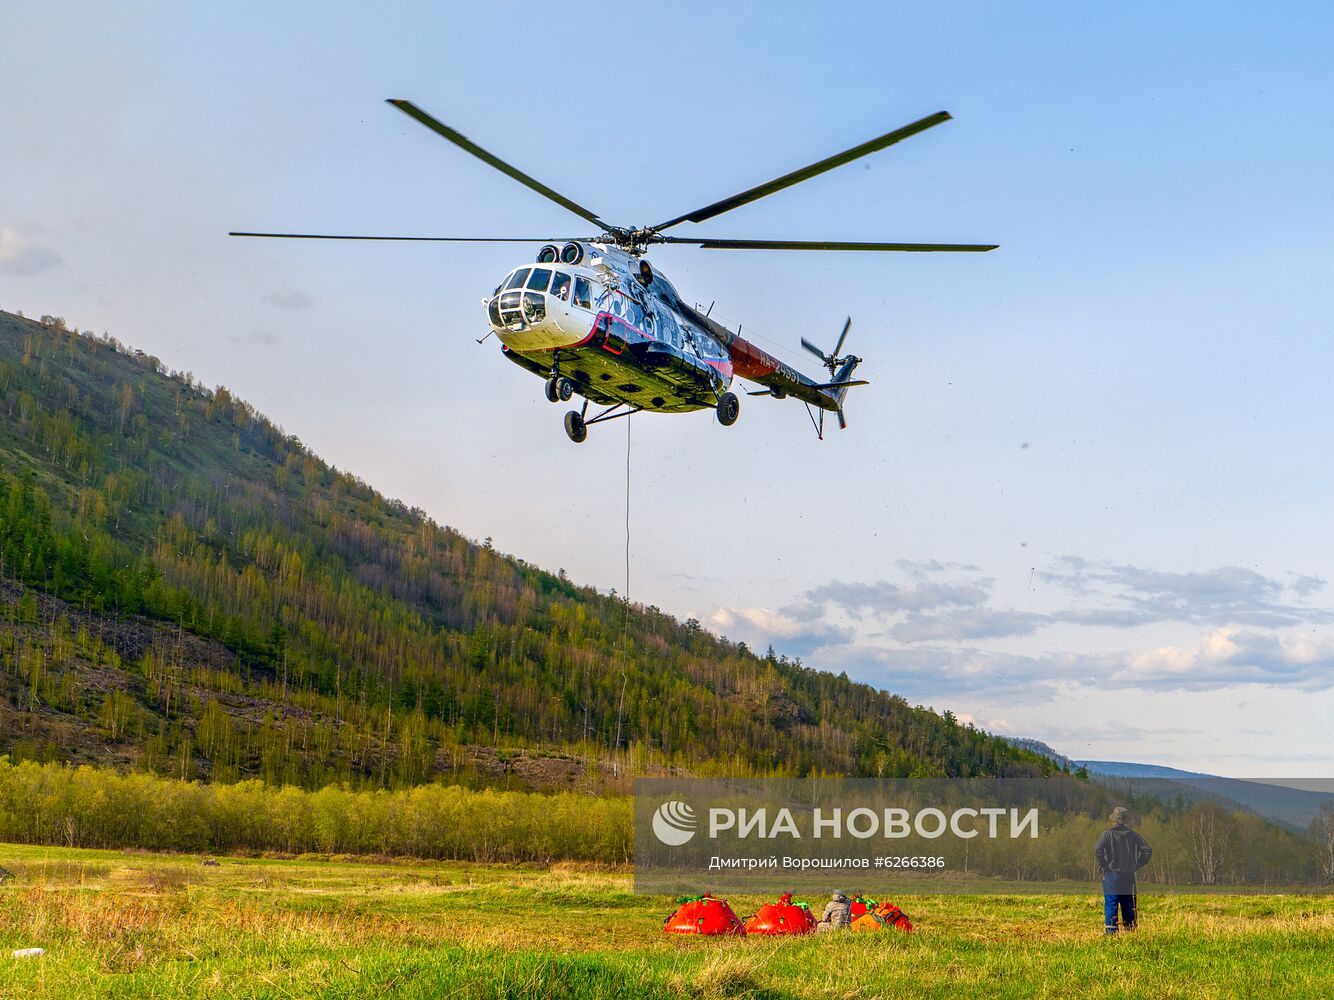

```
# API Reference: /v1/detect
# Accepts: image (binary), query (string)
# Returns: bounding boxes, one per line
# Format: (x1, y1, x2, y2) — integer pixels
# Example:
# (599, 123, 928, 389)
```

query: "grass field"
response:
(1, 843, 1331, 998)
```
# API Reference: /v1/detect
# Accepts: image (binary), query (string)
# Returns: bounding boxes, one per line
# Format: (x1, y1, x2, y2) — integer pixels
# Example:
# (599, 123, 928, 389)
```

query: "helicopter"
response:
(232, 100, 995, 443)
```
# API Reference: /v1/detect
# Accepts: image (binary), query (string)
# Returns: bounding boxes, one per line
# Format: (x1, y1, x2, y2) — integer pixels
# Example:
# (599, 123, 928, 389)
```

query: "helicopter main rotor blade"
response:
(832, 317, 852, 357)
(387, 99, 614, 231)
(659, 237, 997, 252)
(651, 111, 953, 233)
(800, 337, 830, 363)
(228, 232, 554, 242)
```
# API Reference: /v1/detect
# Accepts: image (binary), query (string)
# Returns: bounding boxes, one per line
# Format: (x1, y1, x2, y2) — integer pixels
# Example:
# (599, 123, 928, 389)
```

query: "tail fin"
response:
(829, 355, 862, 409)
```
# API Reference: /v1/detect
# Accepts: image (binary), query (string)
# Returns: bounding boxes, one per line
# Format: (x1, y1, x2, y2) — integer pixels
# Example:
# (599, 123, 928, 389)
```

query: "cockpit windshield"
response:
(489, 265, 597, 328)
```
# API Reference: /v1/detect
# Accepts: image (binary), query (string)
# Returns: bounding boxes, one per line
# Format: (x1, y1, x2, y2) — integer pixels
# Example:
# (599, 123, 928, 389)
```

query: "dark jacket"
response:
(1095, 823, 1152, 894)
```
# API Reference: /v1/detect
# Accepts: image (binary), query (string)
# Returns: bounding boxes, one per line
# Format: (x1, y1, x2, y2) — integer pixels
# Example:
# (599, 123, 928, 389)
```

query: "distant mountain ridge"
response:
(996, 732, 1334, 829)
(0, 309, 1039, 789)
(1077, 760, 1205, 779)
(1000, 737, 1075, 770)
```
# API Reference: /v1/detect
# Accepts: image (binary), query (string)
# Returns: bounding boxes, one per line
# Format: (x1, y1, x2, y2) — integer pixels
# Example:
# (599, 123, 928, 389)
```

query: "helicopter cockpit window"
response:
(527, 267, 552, 292)
(550, 271, 571, 301)
(504, 268, 531, 291)
(522, 291, 546, 323)
(573, 276, 592, 310)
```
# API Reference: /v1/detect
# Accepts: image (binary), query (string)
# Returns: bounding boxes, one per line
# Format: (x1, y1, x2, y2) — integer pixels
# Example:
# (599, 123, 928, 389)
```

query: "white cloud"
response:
(719, 557, 1334, 701)
(226, 328, 280, 347)
(708, 605, 850, 655)
(895, 558, 983, 577)
(1043, 560, 1332, 629)
(1291, 574, 1326, 597)
(804, 578, 990, 617)
(1117, 627, 1334, 690)
(262, 286, 313, 310)
(0, 226, 62, 275)
(841, 644, 1065, 700)
(891, 607, 1050, 642)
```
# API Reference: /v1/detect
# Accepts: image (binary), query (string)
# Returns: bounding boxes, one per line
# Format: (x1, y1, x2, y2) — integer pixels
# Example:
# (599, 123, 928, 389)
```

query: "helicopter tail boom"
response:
(723, 316, 868, 434)
(738, 317, 873, 436)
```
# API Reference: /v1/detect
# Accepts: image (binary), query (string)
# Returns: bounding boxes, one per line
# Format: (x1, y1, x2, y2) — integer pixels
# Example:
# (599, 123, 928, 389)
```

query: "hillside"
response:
(0, 309, 1040, 790)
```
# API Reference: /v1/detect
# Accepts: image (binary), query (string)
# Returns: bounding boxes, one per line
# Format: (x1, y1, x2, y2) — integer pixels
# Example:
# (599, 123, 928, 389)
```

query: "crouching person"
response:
(1095, 806, 1152, 934)
(815, 891, 852, 933)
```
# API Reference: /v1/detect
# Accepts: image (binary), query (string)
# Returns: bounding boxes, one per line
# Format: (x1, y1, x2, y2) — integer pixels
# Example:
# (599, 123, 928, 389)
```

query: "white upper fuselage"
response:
(483, 241, 734, 381)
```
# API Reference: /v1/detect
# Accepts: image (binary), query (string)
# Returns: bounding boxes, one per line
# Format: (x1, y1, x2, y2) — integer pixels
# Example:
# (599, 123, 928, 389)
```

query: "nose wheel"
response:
(545, 375, 574, 402)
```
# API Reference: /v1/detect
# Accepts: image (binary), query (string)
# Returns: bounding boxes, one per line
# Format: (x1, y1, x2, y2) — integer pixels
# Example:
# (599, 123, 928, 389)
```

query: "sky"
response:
(3, 2, 1333, 775)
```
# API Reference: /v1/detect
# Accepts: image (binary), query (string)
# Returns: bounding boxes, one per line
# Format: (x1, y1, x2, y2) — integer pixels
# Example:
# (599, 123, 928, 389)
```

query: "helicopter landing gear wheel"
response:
(716, 391, 740, 427)
(564, 410, 588, 444)
(556, 376, 574, 401)
(544, 376, 561, 403)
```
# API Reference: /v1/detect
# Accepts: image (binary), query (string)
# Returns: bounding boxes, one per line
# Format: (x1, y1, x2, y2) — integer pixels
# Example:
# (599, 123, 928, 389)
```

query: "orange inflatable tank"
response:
(743, 893, 816, 935)
(663, 895, 746, 936)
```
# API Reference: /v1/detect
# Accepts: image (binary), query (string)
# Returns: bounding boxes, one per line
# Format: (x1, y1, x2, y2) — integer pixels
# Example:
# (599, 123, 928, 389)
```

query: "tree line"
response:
(0, 757, 630, 861)
(1, 758, 1328, 883)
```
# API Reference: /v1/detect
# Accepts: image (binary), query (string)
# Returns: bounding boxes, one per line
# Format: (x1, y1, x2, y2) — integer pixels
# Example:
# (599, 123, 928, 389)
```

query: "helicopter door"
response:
(600, 315, 627, 355)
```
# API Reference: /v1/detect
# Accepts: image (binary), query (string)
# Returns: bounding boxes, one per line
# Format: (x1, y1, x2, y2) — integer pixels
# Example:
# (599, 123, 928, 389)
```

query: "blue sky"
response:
(3, 2, 1333, 773)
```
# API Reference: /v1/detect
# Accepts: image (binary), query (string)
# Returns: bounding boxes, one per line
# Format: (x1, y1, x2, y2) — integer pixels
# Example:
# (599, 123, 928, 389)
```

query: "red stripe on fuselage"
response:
(724, 334, 782, 380)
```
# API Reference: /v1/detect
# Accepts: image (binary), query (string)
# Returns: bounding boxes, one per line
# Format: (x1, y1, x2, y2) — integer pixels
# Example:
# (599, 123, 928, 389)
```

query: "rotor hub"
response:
(585, 228, 663, 255)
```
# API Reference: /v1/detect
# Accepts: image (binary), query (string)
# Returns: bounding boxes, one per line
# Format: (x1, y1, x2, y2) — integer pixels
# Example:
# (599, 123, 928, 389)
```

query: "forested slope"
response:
(0, 309, 1039, 790)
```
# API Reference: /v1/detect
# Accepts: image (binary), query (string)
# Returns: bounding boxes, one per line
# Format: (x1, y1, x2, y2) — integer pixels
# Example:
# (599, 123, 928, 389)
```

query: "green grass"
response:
(1, 843, 1331, 998)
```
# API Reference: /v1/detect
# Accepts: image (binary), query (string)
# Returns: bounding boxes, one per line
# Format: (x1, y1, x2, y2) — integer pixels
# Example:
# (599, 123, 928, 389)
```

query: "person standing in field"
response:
(815, 891, 852, 933)
(1095, 806, 1152, 934)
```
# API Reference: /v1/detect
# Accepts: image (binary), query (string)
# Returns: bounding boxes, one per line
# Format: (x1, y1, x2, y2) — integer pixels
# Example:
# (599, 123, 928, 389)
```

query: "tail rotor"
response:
(801, 317, 854, 380)
(802, 317, 865, 430)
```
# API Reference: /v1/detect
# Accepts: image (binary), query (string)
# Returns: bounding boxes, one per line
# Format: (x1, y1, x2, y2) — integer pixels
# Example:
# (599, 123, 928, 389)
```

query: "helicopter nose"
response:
(487, 290, 584, 353)
(489, 287, 547, 328)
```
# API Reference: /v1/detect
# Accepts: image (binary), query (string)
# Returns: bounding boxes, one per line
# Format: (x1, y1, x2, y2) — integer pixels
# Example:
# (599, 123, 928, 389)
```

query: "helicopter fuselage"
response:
(486, 241, 845, 415)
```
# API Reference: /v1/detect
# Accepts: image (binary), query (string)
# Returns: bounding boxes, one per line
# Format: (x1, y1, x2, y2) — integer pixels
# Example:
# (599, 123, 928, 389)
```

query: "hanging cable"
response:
(612, 414, 632, 756)
(624, 413, 631, 631)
